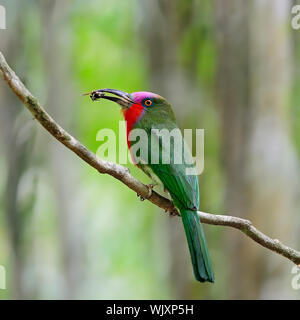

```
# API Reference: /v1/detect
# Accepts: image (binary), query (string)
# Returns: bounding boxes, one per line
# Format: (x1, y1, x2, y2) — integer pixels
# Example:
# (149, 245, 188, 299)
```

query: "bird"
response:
(85, 88, 215, 283)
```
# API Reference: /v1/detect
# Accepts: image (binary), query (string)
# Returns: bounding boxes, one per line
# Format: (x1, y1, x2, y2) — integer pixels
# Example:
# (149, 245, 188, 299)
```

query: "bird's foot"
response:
(164, 201, 179, 217)
(137, 183, 156, 201)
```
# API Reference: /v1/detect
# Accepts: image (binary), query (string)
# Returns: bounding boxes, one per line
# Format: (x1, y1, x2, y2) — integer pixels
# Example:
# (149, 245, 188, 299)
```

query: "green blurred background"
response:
(0, 0, 300, 299)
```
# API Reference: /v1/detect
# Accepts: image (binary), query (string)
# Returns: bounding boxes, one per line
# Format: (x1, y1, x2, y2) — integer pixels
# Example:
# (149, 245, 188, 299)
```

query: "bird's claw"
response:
(164, 201, 179, 217)
(137, 183, 156, 201)
(165, 209, 178, 217)
(137, 193, 145, 201)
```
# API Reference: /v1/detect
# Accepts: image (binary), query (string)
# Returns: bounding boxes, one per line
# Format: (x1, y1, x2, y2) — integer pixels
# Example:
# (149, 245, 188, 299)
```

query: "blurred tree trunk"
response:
(139, 0, 216, 298)
(0, 79, 34, 299)
(291, 0, 300, 246)
(0, 2, 36, 299)
(215, 0, 298, 298)
(41, 0, 85, 299)
(139, 0, 189, 299)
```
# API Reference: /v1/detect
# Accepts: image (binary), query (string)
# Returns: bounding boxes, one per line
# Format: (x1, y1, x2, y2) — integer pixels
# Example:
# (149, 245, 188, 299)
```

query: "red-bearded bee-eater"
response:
(85, 88, 214, 283)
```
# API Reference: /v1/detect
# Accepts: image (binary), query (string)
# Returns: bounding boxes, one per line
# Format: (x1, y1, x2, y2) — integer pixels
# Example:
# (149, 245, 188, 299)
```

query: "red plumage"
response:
(122, 103, 145, 149)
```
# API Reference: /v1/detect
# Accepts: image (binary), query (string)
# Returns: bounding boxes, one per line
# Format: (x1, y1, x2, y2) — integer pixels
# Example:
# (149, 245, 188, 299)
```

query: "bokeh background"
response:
(0, 0, 300, 299)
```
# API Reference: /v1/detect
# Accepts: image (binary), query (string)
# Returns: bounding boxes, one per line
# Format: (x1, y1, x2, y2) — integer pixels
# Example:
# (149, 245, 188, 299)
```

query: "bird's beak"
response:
(83, 88, 133, 109)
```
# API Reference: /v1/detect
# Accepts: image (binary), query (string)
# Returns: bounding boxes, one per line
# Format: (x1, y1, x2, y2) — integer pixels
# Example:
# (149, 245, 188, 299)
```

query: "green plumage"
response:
(180, 208, 214, 282)
(132, 97, 214, 283)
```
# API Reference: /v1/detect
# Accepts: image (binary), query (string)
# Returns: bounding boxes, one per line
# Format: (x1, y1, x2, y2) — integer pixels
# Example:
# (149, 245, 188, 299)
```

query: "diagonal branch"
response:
(1, 51, 299, 266)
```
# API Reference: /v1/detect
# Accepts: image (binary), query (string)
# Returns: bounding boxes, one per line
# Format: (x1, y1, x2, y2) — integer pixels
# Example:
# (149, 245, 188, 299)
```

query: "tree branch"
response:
(1, 51, 299, 266)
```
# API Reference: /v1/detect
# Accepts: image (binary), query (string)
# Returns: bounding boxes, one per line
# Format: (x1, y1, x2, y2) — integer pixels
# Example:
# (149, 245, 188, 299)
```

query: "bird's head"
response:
(84, 88, 166, 109)
(84, 88, 175, 127)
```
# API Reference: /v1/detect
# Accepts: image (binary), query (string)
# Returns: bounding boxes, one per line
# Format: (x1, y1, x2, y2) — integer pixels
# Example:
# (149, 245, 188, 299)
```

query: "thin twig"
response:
(1, 51, 299, 266)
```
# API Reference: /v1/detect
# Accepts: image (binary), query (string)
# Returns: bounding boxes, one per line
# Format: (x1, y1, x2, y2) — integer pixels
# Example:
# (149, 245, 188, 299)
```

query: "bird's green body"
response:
(132, 95, 214, 282)
(88, 89, 214, 283)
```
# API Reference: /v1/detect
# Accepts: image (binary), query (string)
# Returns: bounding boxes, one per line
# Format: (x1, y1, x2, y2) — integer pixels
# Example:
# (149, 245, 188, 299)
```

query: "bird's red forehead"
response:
(131, 91, 162, 103)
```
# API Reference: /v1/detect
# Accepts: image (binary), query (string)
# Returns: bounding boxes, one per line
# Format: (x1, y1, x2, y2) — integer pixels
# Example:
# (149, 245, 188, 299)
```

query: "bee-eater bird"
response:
(86, 88, 214, 283)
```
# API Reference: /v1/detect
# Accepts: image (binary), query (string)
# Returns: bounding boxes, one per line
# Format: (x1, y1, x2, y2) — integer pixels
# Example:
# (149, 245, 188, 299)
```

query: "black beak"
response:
(83, 88, 133, 109)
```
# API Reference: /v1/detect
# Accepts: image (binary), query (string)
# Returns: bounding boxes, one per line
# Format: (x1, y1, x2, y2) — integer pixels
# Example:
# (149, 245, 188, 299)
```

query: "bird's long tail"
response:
(180, 208, 214, 283)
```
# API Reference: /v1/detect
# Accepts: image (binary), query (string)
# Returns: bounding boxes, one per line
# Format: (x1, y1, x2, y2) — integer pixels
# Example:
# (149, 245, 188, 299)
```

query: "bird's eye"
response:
(144, 99, 152, 107)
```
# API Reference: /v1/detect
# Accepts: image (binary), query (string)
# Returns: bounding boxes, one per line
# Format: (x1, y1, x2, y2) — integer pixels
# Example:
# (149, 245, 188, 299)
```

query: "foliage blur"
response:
(0, 0, 300, 299)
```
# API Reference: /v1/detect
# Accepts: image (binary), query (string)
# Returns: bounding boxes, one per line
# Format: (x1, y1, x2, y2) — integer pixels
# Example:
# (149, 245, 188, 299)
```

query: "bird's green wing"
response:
(133, 124, 199, 210)
(132, 118, 213, 283)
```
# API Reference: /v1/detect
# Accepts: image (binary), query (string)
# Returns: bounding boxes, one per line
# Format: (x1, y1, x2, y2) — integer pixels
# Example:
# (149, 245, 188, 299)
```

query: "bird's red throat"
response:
(122, 103, 145, 149)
